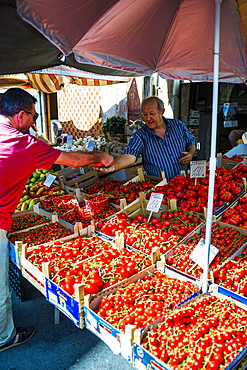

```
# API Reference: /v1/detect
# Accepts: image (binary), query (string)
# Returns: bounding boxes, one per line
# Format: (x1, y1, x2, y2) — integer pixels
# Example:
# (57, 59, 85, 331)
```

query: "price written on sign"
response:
(190, 238, 219, 269)
(190, 160, 207, 178)
(43, 174, 56, 187)
(146, 192, 164, 213)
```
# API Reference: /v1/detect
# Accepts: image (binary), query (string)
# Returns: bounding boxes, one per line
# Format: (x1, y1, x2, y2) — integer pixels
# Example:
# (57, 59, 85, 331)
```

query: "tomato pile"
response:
(222, 154, 246, 162)
(39, 195, 80, 214)
(151, 165, 246, 213)
(9, 222, 72, 247)
(221, 195, 247, 228)
(27, 240, 152, 296)
(94, 270, 198, 330)
(97, 210, 204, 255)
(141, 294, 247, 370)
(85, 178, 154, 205)
(213, 245, 247, 297)
(166, 223, 246, 279)
(11, 213, 50, 232)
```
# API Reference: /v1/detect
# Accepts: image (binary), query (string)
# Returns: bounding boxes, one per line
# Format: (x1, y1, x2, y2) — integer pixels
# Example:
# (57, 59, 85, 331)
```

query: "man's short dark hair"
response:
(0, 88, 37, 117)
(141, 96, 164, 112)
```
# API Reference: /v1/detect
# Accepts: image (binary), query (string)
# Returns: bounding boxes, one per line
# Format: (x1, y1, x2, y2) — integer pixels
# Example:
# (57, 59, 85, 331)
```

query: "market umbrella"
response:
(0, 0, 137, 77)
(17, 0, 247, 82)
(17, 0, 247, 292)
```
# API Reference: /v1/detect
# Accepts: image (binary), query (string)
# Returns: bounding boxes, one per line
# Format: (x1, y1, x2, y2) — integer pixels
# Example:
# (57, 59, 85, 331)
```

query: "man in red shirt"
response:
(0, 88, 114, 352)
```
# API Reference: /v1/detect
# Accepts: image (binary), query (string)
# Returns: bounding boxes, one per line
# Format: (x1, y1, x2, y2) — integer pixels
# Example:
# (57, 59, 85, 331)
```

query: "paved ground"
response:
(2, 287, 134, 370)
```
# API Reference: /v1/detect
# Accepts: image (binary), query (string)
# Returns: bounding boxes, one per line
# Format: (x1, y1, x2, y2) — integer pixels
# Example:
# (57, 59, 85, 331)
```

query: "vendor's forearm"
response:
(186, 145, 196, 156)
(113, 154, 136, 171)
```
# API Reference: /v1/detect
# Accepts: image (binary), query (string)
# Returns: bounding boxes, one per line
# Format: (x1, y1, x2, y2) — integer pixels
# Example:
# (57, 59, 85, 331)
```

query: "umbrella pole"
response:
(202, 0, 221, 293)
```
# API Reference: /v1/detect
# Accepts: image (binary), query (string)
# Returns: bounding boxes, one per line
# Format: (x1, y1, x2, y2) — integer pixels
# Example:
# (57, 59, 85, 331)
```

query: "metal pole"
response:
(202, 0, 221, 293)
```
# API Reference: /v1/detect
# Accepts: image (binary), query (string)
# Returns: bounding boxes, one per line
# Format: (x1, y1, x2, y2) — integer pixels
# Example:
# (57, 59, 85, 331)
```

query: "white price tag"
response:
(66, 135, 73, 146)
(43, 174, 56, 187)
(86, 140, 96, 152)
(190, 238, 219, 269)
(146, 192, 164, 213)
(190, 160, 206, 178)
(79, 167, 85, 174)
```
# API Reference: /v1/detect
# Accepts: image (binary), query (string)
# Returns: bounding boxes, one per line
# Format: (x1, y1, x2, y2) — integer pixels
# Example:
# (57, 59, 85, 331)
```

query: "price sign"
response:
(146, 192, 164, 213)
(79, 167, 85, 174)
(43, 174, 56, 187)
(66, 135, 73, 146)
(86, 140, 96, 152)
(190, 238, 219, 269)
(190, 160, 206, 178)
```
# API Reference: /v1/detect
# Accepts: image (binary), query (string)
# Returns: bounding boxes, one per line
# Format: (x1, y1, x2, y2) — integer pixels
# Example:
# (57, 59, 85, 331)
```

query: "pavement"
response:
(2, 286, 134, 370)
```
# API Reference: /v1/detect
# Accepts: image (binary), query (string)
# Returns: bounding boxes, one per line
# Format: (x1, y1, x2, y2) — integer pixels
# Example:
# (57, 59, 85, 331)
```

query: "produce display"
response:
(97, 210, 204, 255)
(166, 223, 247, 279)
(11, 213, 50, 232)
(213, 244, 247, 297)
(152, 164, 246, 213)
(17, 182, 66, 212)
(85, 178, 154, 205)
(94, 270, 199, 330)
(9, 222, 72, 247)
(220, 195, 247, 228)
(139, 294, 247, 370)
(222, 154, 247, 162)
(26, 168, 58, 185)
(10, 160, 247, 370)
(26, 242, 152, 296)
(39, 194, 117, 225)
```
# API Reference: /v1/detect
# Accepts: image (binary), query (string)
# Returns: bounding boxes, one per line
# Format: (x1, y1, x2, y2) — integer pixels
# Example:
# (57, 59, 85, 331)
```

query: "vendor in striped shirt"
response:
(99, 96, 195, 181)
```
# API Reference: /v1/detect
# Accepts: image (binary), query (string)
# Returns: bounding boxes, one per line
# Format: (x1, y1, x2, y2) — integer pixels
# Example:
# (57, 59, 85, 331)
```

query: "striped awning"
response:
(26, 66, 131, 93)
(0, 67, 131, 94)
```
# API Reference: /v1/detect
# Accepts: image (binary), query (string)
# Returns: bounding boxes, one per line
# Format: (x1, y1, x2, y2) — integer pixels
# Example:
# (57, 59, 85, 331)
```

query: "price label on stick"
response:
(190, 238, 219, 269)
(66, 135, 73, 146)
(43, 174, 56, 187)
(86, 140, 95, 152)
(146, 192, 164, 213)
(190, 160, 206, 178)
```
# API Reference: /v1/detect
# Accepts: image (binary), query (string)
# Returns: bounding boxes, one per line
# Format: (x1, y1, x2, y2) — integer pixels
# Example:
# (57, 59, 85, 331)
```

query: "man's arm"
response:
(179, 145, 196, 165)
(54, 150, 114, 167)
(97, 154, 136, 173)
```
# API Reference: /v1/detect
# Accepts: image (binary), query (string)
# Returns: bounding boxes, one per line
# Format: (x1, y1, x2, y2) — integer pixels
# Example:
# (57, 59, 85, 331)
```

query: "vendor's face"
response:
(142, 101, 165, 130)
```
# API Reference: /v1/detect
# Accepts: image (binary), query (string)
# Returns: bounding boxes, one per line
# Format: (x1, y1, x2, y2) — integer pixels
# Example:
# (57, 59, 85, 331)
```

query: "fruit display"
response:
(84, 178, 154, 205)
(11, 213, 50, 232)
(26, 168, 58, 185)
(166, 222, 247, 279)
(97, 210, 204, 255)
(151, 164, 246, 213)
(17, 182, 66, 212)
(138, 294, 247, 370)
(9, 221, 72, 247)
(222, 154, 247, 162)
(220, 194, 247, 228)
(213, 244, 247, 297)
(93, 270, 199, 331)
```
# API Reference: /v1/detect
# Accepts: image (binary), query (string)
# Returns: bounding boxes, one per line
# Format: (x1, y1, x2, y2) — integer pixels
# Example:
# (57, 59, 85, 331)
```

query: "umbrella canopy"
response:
(17, 0, 247, 82)
(0, 0, 137, 77)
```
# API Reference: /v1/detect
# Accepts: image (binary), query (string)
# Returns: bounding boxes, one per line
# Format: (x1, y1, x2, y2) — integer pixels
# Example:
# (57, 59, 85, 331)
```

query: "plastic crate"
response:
(9, 260, 35, 302)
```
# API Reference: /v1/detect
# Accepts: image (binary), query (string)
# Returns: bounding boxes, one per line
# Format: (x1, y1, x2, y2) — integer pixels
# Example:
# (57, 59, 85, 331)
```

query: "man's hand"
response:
(95, 152, 115, 167)
(179, 151, 193, 165)
(94, 164, 115, 173)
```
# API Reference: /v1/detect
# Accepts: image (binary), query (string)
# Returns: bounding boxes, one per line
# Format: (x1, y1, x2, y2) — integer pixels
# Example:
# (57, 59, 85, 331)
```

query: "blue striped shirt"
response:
(124, 118, 195, 180)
